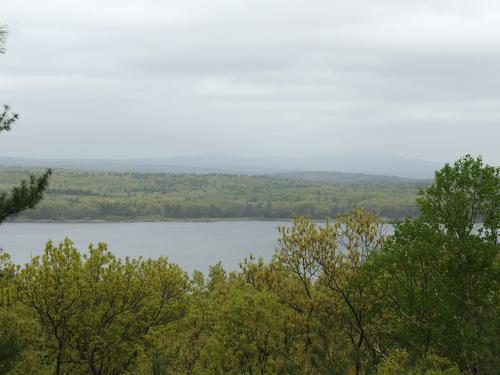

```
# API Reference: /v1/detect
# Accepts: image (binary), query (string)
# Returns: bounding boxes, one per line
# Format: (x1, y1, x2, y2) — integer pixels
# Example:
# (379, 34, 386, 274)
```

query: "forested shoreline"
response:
(0, 168, 423, 221)
(0, 155, 498, 375)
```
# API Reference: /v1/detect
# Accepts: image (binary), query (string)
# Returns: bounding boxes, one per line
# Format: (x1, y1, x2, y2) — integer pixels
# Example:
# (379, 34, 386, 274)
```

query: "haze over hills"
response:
(269, 171, 422, 185)
(0, 153, 442, 179)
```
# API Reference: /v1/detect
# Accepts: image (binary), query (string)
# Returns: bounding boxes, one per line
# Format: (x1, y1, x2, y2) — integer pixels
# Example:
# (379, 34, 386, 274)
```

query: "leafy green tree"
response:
(370, 155, 499, 374)
(315, 210, 385, 374)
(16, 239, 189, 375)
(274, 210, 386, 374)
(416, 154, 499, 243)
(274, 217, 331, 373)
(368, 220, 449, 357)
(202, 283, 284, 374)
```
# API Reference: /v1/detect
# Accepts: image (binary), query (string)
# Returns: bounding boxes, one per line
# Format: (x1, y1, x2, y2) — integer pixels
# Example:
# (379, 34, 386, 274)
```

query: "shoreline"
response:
(5, 217, 296, 224)
(4, 216, 398, 224)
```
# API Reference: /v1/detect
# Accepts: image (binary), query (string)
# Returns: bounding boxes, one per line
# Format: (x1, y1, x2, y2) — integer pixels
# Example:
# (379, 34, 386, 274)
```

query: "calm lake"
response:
(0, 221, 291, 273)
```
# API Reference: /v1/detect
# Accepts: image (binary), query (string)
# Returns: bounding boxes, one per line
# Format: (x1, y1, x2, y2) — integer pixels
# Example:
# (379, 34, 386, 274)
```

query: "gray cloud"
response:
(1, 0, 499, 164)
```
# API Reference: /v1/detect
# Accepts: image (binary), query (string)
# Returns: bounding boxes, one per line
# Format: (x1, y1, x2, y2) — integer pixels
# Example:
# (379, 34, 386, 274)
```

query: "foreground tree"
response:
(16, 239, 189, 375)
(416, 154, 499, 243)
(0, 27, 51, 225)
(275, 210, 386, 375)
(369, 155, 499, 374)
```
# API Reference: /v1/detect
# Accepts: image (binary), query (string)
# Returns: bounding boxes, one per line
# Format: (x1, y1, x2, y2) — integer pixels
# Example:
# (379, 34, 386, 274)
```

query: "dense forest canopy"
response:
(0, 168, 424, 221)
(0, 155, 498, 375)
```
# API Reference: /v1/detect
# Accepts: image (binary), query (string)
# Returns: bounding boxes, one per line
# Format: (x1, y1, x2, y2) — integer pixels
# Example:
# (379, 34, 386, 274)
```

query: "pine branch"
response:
(0, 105, 19, 133)
(0, 169, 52, 223)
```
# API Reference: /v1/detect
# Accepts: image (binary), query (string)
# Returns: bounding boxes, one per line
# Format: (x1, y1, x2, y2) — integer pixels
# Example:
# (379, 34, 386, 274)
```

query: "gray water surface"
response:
(0, 221, 290, 273)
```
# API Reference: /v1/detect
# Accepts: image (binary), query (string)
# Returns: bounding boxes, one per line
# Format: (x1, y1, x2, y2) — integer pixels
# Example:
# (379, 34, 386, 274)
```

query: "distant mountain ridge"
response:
(0, 153, 442, 179)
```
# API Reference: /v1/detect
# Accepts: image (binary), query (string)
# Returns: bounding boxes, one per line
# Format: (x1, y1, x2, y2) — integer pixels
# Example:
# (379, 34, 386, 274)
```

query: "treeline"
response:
(0, 155, 498, 375)
(0, 169, 422, 221)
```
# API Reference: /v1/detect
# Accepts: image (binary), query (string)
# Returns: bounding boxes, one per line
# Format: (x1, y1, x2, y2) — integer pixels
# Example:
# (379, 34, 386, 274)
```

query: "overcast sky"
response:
(1, 0, 499, 164)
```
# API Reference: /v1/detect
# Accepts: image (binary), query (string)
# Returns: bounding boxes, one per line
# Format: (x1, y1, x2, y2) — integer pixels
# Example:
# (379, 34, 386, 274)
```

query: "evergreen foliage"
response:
(0, 28, 52, 225)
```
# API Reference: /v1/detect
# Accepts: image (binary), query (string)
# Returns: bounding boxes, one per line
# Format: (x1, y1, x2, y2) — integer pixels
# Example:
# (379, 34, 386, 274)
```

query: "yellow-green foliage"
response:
(13, 239, 189, 375)
(375, 348, 461, 375)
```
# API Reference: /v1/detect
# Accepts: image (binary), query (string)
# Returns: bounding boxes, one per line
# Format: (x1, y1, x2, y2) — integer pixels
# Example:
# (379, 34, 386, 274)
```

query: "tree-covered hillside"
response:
(0, 168, 424, 221)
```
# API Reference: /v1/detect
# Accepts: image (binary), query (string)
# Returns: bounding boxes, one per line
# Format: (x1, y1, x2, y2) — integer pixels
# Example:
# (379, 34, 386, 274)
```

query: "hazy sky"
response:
(1, 0, 499, 163)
